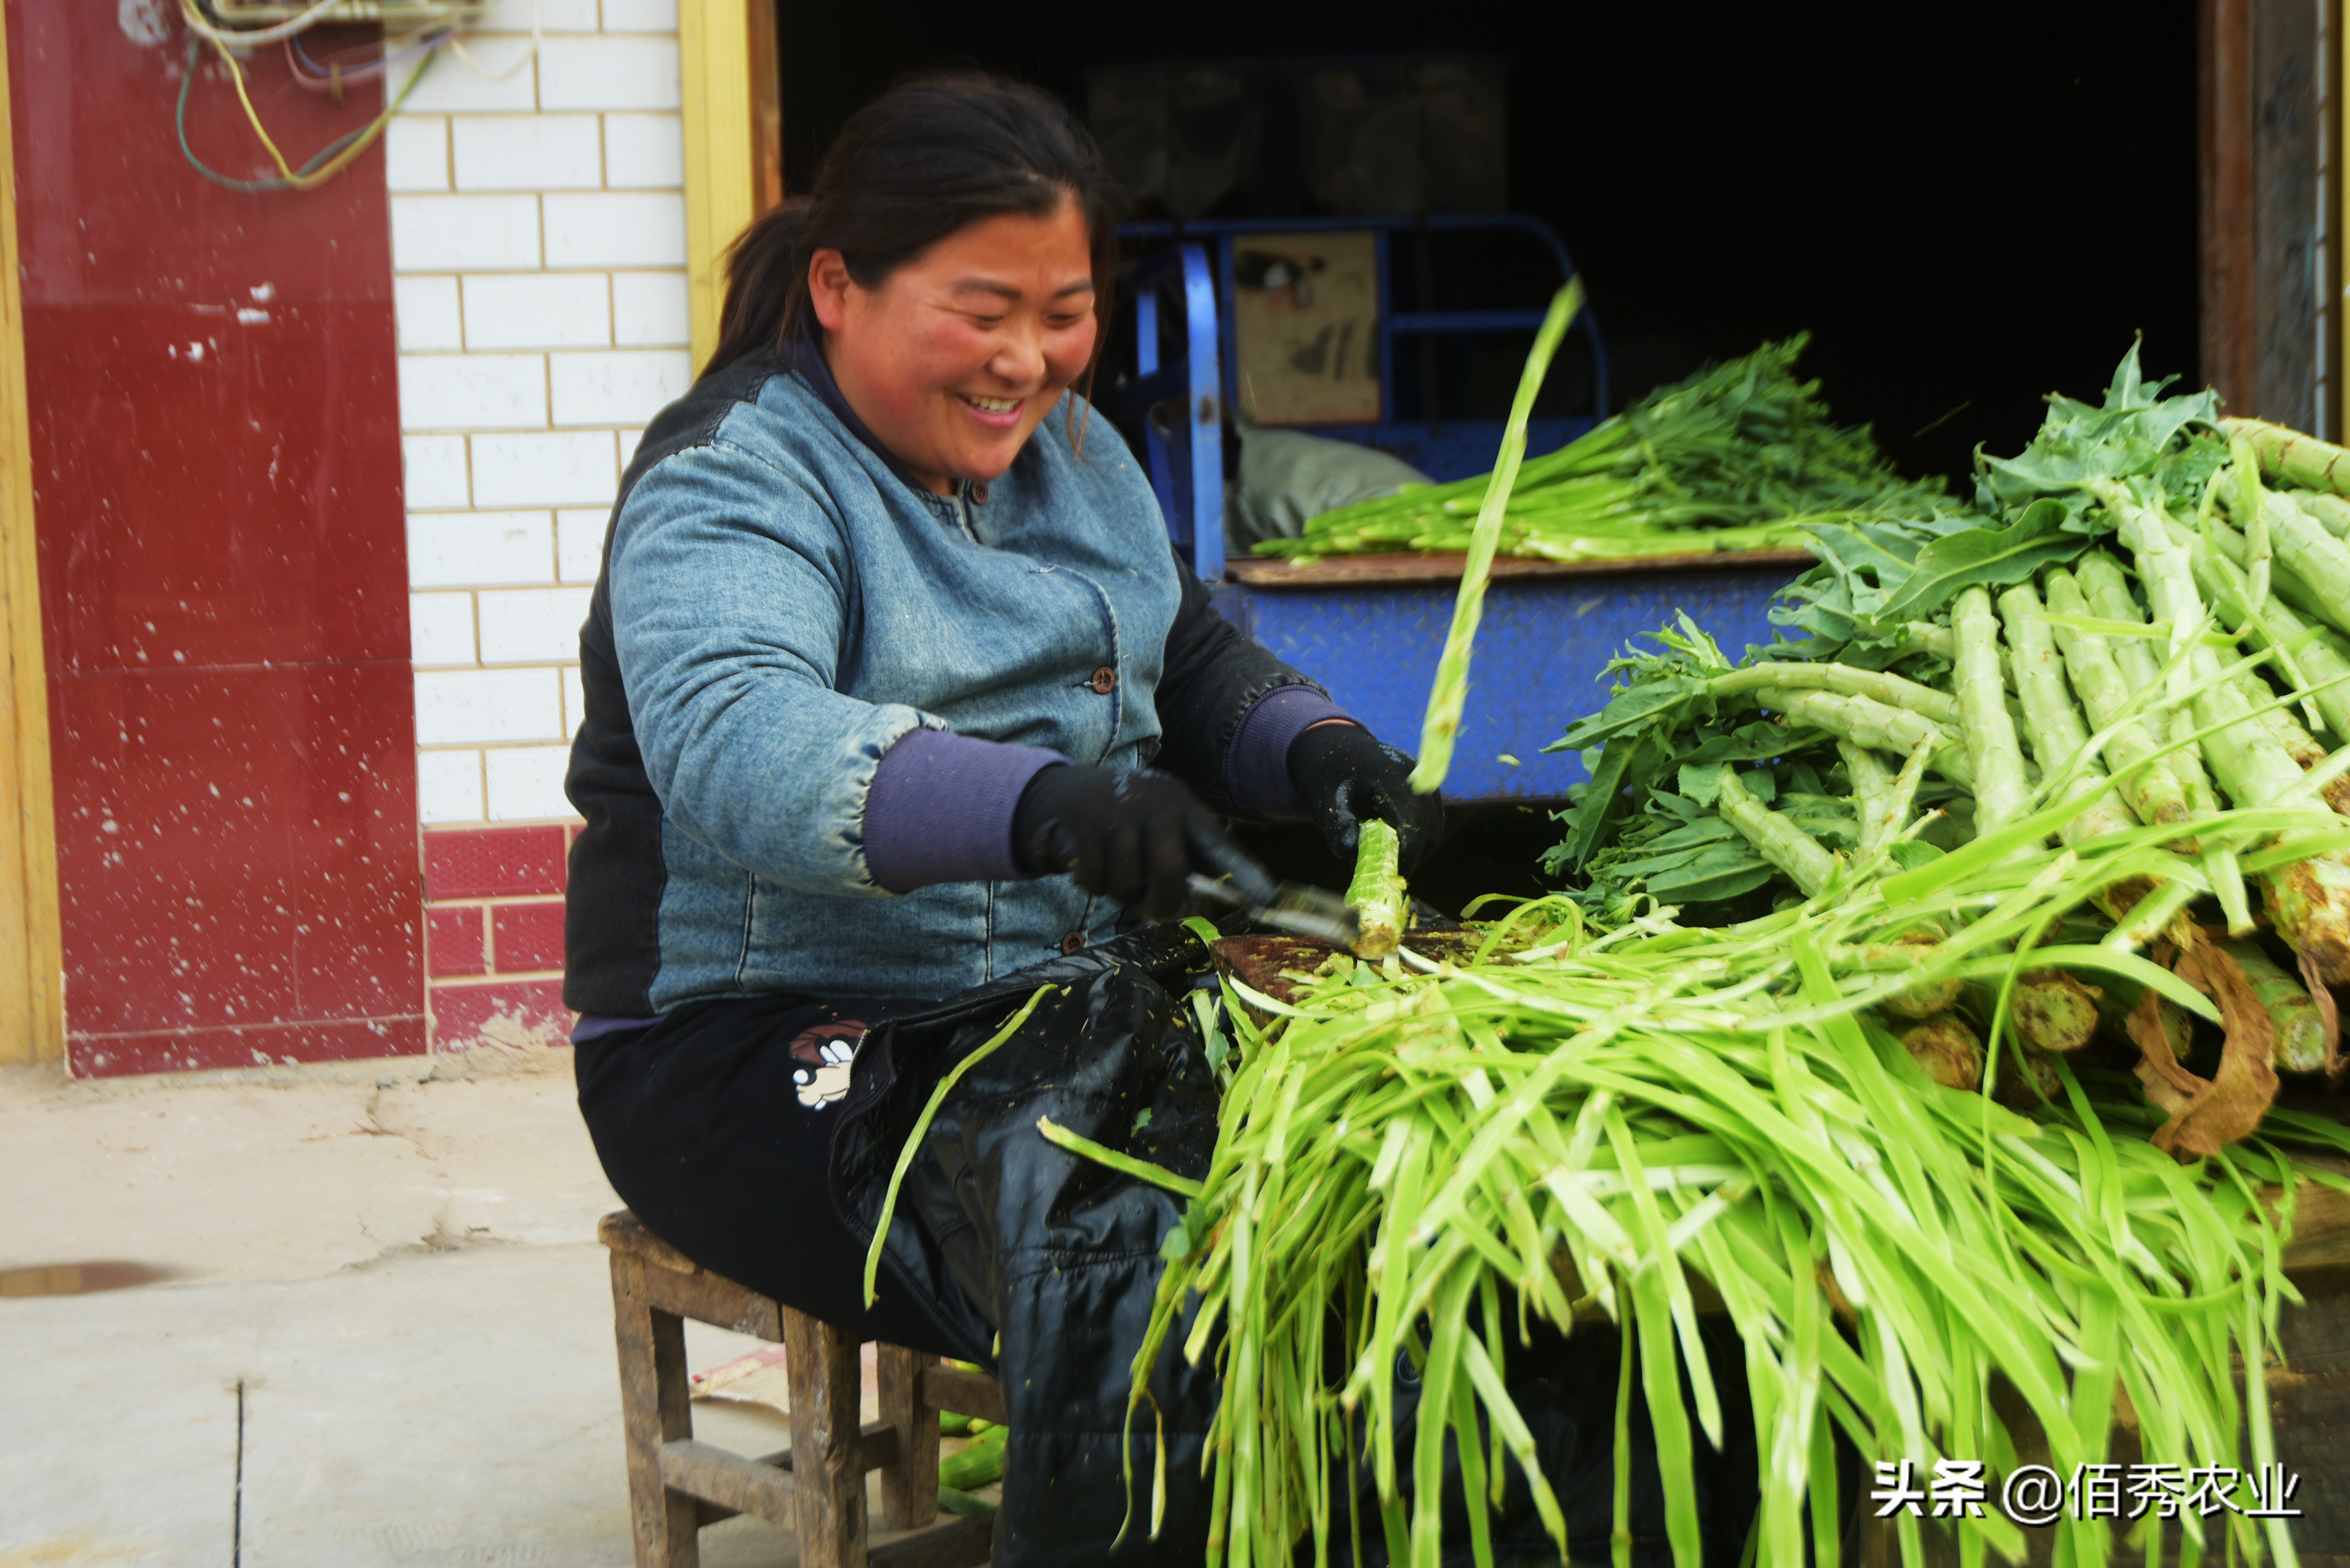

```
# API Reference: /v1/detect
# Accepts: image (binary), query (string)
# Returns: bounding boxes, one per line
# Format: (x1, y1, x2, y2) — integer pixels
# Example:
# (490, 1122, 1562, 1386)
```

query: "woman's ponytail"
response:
(709, 199, 812, 379)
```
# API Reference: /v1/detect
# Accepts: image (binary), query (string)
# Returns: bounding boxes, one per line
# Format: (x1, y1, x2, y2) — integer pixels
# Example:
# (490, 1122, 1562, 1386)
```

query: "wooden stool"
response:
(599, 1209, 1004, 1568)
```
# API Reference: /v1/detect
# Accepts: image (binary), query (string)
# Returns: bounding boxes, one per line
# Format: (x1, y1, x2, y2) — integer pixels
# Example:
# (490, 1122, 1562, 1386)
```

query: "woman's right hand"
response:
(1012, 765, 1270, 920)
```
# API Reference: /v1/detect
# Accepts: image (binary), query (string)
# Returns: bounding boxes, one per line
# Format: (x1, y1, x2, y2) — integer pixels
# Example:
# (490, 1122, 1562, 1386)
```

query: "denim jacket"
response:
(564, 353, 1322, 1013)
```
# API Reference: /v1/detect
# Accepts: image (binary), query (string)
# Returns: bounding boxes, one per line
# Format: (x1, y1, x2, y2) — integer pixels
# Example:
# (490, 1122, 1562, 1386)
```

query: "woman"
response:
(563, 74, 1440, 1357)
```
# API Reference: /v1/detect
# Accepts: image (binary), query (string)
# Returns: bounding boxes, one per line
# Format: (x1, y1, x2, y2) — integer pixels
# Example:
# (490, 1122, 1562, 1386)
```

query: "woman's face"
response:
(810, 195, 1099, 495)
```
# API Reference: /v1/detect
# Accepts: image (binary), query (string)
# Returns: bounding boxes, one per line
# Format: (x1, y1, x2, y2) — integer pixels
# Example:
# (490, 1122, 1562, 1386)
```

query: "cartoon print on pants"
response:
(788, 1019, 866, 1109)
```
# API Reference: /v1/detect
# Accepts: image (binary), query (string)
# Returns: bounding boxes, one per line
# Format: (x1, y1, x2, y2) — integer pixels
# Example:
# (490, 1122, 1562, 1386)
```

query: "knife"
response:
(1184, 873, 1362, 949)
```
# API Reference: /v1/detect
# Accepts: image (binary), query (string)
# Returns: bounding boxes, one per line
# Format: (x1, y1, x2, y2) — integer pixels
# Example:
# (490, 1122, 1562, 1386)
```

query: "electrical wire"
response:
(445, 0, 538, 85)
(179, 0, 353, 49)
(175, 28, 436, 191)
(284, 26, 449, 90)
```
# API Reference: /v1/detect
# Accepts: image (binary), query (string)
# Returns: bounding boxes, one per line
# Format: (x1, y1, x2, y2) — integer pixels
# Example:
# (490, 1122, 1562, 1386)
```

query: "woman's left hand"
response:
(1286, 722, 1445, 873)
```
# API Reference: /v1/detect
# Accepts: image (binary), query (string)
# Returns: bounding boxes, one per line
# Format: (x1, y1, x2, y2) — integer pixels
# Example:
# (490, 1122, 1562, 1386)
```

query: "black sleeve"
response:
(1149, 546, 1326, 810)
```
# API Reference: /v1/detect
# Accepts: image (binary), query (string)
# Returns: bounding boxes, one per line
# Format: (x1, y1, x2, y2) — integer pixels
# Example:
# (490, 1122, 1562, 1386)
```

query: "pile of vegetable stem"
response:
(1254, 333, 1943, 567)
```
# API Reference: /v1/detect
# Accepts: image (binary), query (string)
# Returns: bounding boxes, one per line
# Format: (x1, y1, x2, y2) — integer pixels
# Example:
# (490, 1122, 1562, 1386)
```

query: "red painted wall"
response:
(8, 9, 421, 1074)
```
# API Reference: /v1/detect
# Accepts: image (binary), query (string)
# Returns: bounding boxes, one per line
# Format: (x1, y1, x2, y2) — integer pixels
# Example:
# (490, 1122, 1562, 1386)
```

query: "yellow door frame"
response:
(0, 0, 62, 1065)
(678, 0, 776, 373)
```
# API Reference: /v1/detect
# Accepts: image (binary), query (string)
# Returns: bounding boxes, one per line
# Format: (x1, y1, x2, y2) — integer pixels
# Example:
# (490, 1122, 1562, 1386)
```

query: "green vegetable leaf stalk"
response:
(1411, 280, 1583, 793)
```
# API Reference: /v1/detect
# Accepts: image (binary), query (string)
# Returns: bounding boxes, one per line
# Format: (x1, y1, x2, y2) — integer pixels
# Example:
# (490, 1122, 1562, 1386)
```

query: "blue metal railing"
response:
(1115, 243, 1226, 581)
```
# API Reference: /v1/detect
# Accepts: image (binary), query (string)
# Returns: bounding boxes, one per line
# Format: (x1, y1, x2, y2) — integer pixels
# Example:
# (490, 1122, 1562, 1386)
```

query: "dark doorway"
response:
(773, 2, 2202, 484)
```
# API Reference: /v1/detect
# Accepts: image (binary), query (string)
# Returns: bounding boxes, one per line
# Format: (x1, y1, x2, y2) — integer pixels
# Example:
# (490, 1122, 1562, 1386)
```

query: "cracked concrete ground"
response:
(0, 1046, 814, 1567)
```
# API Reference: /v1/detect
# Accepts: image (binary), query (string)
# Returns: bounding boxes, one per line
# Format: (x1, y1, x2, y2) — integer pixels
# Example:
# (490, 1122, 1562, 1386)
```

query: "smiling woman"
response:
(559, 76, 1443, 1560)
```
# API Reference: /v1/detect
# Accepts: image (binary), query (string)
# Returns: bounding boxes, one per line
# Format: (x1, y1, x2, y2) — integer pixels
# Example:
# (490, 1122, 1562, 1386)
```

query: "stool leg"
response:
(610, 1252, 699, 1568)
(784, 1307, 867, 1568)
(877, 1345, 941, 1531)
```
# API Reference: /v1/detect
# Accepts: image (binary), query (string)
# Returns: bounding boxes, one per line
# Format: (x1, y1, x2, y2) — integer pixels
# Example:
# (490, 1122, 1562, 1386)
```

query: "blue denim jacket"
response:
(589, 364, 1183, 1008)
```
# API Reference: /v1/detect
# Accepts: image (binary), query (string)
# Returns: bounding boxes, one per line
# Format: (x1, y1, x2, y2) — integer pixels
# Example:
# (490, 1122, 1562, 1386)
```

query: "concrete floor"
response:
(0, 1044, 819, 1567)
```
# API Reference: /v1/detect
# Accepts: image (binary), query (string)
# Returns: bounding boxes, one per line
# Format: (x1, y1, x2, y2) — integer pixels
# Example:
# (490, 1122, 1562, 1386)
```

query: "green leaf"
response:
(1873, 499, 2091, 622)
(1679, 763, 1730, 808)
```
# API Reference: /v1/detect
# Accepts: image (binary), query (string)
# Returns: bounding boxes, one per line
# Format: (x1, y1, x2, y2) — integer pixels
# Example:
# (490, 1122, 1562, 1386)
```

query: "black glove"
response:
(1286, 722, 1445, 872)
(1012, 765, 1274, 919)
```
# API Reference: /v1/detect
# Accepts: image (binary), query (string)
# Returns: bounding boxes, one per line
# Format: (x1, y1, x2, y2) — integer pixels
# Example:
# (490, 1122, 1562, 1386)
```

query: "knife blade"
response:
(1185, 873, 1361, 949)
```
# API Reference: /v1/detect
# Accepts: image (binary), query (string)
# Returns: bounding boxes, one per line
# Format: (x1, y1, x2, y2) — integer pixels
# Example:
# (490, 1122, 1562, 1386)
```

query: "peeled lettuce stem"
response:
(1346, 819, 1407, 960)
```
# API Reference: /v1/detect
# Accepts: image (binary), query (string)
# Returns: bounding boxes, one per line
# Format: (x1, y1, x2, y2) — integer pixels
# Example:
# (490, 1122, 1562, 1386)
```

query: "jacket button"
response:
(971, 482, 990, 505)
(1061, 931, 1086, 955)
(1089, 666, 1118, 695)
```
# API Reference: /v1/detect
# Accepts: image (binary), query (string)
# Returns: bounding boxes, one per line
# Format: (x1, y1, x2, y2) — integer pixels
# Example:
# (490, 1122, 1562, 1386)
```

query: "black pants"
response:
(573, 991, 985, 1360)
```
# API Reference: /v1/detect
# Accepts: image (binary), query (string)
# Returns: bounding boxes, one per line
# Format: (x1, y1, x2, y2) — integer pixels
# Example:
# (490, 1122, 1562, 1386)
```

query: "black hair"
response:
(708, 72, 1124, 396)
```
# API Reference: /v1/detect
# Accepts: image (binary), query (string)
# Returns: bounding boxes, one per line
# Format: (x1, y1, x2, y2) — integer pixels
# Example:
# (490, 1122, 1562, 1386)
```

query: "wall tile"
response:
(602, 114, 684, 188)
(479, 585, 593, 662)
(463, 272, 610, 350)
(391, 43, 537, 112)
(424, 824, 570, 898)
(556, 508, 607, 581)
(393, 275, 463, 351)
(617, 428, 643, 468)
(550, 349, 690, 426)
(537, 36, 682, 111)
(415, 668, 565, 744)
(477, 0, 601, 30)
(544, 192, 686, 267)
(486, 745, 577, 820)
(409, 591, 478, 663)
(598, 0, 679, 30)
(384, 116, 450, 192)
(610, 270, 689, 347)
(491, 900, 567, 970)
(417, 750, 486, 823)
(428, 905, 489, 976)
(563, 665, 587, 732)
(398, 352, 549, 431)
(390, 194, 540, 273)
(453, 114, 603, 192)
(407, 511, 557, 589)
(470, 430, 618, 506)
(428, 976, 572, 1050)
(402, 435, 472, 509)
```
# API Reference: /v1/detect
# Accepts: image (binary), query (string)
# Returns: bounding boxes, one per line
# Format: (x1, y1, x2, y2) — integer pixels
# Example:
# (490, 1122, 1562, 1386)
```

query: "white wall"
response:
(386, 0, 692, 827)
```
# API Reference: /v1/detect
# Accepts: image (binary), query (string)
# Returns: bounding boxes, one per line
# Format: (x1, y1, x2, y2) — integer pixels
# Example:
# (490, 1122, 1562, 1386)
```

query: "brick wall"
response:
(387, 0, 689, 1047)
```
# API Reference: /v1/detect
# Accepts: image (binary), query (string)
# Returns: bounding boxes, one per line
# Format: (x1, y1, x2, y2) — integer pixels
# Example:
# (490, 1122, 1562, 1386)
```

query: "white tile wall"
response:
(603, 114, 683, 188)
(410, 592, 479, 664)
(385, 117, 450, 191)
(556, 509, 606, 581)
(612, 271, 689, 345)
(391, 6, 690, 827)
(550, 349, 689, 426)
(394, 275, 464, 350)
(391, 194, 542, 271)
(463, 273, 610, 349)
(487, 746, 577, 820)
(417, 750, 488, 824)
(479, 586, 594, 663)
(544, 192, 688, 267)
(416, 668, 566, 745)
(408, 512, 558, 587)
(400, 353, 549, 430)
(403, 436, 471, 508)
(453, 114, 602, 191)
(471, 431, 618, 506)
(537, 37, 682, 111)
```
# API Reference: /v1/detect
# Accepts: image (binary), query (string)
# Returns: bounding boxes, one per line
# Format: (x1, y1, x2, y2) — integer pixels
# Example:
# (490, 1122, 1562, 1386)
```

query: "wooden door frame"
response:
(2202, 0, 2343, 434)
(0, 0, 62, 1066)
(678, 0, 781, 374)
